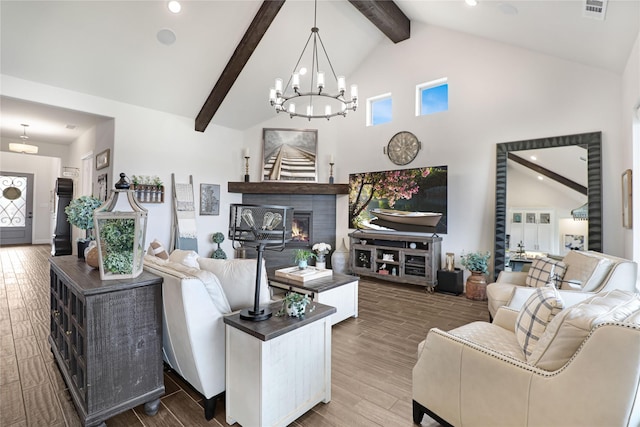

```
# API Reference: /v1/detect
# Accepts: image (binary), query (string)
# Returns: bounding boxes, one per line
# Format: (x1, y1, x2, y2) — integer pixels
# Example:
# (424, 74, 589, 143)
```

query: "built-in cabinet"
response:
(49, 256, 164, 427)
(349, 231, 442, 288)
(507, 208, 555, 253)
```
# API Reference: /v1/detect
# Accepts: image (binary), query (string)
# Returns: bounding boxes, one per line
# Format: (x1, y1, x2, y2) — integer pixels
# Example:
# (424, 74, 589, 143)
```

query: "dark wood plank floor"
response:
(0, 245, 490, 426)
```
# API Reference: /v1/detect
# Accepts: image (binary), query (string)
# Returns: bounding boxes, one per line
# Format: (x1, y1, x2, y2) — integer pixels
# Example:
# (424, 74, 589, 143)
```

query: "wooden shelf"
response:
(228, 182, 349, 195)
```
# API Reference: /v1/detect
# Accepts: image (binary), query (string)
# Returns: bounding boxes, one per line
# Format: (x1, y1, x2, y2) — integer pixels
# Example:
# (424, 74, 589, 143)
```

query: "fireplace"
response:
(289, 211, 312, 247)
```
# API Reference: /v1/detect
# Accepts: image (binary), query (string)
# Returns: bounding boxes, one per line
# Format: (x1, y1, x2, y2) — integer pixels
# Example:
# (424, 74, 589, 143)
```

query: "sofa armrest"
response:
(496, 270, 528, 286)
(507, 286, 597, 311)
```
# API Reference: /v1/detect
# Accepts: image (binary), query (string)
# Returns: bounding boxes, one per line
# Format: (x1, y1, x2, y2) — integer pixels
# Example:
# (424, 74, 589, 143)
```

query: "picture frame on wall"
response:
(200, 183, 220, 216)
(622, 169, 632, 229)
(564, 234, 585, 251)
(262, 128, 317, 182)
(97, 173, 108, 202)
(96, 149, 110, 170)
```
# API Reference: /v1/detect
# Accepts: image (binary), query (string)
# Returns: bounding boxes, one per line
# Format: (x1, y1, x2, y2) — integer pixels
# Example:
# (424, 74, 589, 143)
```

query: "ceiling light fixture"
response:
(269, 0, 357, 121)
(167, 1, 181, 14)
(9, 124, 38, 154)
(465, 0, 479, 6)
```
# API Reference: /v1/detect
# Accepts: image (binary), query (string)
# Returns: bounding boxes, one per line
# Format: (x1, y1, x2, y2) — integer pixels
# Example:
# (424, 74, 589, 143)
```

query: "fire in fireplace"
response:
(290, 211, 312, 246)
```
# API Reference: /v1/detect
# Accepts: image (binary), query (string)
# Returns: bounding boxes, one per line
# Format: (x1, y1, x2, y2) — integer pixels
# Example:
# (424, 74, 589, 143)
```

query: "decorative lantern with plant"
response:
(460, 251, 491, 301)
(64, 195, 103, 259)
(293, 249, 316, 270)
(312, 242, 331, 269)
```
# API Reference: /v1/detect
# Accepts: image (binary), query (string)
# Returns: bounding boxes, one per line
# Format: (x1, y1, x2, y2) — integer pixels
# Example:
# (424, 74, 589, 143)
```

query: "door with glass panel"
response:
(0, 173, 34, 245)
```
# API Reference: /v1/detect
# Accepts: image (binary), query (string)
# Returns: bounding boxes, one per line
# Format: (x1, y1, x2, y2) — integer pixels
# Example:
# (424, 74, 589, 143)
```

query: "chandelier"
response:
(9, 124, 38, 154)
(269, 0, 357, 120)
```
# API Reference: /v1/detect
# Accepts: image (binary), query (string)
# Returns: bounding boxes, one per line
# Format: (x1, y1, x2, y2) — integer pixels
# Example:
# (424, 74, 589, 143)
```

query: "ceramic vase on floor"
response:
(331, 238, 349, 274)
(466, 271, 488, 300)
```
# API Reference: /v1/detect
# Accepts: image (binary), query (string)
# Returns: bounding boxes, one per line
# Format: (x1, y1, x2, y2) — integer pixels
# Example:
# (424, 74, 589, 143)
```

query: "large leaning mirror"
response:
(494, 132, 602, 279)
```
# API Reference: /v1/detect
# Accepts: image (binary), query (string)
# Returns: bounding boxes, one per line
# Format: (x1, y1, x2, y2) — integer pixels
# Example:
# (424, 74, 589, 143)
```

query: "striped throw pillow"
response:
(147, 239, 169, 260)
(515, 285, 564, 357)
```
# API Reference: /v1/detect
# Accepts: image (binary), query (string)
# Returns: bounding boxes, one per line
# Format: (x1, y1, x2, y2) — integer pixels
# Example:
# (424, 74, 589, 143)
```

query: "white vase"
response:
(331, 237, 349, 274)
(316, 261, 326, 270)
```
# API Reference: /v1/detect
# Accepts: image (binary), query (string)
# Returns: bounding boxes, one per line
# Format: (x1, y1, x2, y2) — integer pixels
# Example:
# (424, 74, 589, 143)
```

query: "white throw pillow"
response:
(168, 249, 200, 269)
(515, 285, 564, 357)
(525, 257, 567, 288)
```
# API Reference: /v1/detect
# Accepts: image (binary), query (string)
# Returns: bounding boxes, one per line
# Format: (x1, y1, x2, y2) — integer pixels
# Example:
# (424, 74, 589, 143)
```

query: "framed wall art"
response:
(262, 128, 317, 182)
(96, 149, 110, 170)
(97, 173, 108, 202)
(200, 183, 220, 216)
(622, 169, 632, 229)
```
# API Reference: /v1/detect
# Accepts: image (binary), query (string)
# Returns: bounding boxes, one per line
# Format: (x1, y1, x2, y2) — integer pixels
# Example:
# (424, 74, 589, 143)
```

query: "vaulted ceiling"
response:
(1, 0, 638, 144)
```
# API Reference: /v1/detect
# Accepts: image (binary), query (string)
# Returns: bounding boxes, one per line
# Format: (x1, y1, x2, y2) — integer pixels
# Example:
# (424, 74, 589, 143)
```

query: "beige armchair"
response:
(413, 290, 640, 427)
(487, 250, 638, 318)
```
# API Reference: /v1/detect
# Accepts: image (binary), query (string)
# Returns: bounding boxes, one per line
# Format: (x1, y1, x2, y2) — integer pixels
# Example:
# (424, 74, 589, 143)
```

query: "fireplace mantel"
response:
(228, 182, 348, 195)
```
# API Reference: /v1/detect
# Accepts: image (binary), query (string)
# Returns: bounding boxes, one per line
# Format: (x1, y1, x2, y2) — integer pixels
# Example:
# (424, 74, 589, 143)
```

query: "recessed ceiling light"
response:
(168, 1, 181, 13)
(157, 29, 177, 45)
(538, 176, 544, 181)
(530, 155, 537, 161)
(299, 67, 307, 76)
(465, 0, 478, 6)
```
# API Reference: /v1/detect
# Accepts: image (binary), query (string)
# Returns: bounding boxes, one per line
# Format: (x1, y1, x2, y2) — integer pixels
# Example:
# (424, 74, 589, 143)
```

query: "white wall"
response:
(248, 23, 626, 269)
(0, 152, 61, 244)
(622, 33, 640, 263)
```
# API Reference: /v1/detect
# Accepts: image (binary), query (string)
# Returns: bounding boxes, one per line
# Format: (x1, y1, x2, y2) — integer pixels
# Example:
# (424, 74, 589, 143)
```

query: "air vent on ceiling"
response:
(65, 124, 77, 130)
(583, 0, 607, 20)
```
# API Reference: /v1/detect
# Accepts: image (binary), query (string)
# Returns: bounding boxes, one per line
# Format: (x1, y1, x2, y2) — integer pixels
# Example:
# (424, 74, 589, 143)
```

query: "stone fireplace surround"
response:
(240, 194, 336, 269)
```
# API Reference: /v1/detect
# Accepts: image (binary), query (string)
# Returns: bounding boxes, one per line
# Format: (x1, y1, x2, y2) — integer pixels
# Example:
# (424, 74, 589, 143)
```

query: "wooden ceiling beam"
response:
(195, 0, 286, 133)
(348, 0, 410, 43)
(508, 152, 587, 195)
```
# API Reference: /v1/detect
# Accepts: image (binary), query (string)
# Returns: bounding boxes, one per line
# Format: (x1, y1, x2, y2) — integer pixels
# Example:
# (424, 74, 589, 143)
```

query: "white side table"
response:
(224, 302, 336, 427)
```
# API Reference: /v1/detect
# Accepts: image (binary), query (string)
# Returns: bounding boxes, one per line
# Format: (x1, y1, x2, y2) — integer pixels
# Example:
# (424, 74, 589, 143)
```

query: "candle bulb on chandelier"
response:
(350, 84, 358, 101)
(317, 72, 325, 90)
(337, 76, 346, 93)
(288, 103, 296, 114)
(274, 78, 283, 94)
(325, 105, 332, 117)
(292, 73, 300, 90)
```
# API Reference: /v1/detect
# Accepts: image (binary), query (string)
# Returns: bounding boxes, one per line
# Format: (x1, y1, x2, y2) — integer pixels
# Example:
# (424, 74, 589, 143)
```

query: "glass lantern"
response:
(93, 173, 148, 280)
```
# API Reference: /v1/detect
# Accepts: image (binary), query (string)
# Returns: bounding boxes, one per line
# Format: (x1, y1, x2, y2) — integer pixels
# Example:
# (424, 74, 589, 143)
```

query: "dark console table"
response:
(49, 256, 164, 427)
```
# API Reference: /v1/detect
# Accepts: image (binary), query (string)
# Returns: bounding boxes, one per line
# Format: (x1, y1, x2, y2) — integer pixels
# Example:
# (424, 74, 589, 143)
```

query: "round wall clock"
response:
(387, 131, 421, 165)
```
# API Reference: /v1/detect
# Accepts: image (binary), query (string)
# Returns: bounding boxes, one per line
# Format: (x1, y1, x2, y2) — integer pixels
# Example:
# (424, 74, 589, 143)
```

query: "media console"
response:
(349, 231, 442, 288)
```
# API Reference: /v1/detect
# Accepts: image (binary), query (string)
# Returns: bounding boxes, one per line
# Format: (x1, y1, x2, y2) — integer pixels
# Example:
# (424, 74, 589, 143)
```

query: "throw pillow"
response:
(168, 249, 200, 269)
(525, 257, 567, 288)
(515, 285, 564, 357)
(562, 251, 614, 292)
(147, 239, 169, 260)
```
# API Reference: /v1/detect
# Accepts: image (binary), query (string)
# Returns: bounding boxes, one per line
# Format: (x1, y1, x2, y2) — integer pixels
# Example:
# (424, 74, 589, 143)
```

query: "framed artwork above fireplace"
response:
(262, 128, 317, 182)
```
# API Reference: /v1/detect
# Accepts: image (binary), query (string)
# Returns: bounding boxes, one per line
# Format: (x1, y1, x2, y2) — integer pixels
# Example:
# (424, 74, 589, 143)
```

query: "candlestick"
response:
(244, 156, 250, 182)
(329, 162, 335, 184)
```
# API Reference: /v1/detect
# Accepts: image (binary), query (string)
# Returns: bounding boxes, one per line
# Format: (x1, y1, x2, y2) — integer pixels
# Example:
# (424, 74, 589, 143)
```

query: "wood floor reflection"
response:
(0, 245, 489, 426)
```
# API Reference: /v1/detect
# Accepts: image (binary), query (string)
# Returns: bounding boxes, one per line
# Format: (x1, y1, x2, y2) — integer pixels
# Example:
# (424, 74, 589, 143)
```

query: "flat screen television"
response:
(348, 165, 447, 234)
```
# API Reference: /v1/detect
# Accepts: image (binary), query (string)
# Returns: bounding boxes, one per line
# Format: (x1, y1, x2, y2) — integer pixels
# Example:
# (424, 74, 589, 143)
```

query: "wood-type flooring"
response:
(0, 245, 489, 426)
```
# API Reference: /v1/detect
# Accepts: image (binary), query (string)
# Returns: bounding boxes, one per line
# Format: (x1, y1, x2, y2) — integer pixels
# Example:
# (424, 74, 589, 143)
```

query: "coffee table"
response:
(224, 301, 335, 427)
(268, 267, 359, 325)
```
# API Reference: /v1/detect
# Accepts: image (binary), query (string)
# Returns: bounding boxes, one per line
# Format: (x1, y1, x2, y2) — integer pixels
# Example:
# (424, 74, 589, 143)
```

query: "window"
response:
(416, 78, 448, 116)
(367, 93, 392, 126)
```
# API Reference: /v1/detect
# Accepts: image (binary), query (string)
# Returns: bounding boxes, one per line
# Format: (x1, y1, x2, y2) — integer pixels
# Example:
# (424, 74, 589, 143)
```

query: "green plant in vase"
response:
(275, 292, 315, 319)
(64, 195, 103, 258)
(460, 251, 491, 274)
(293, 249, 316, 269)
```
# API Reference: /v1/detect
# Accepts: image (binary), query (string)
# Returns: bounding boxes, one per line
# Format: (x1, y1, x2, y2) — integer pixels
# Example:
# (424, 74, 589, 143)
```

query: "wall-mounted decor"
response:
(262, 128, 317, 182)
(622, 169, 632, 229)
(564, 234, 585, 251)
(97, 173, 108, 202)
(200, 183, 220, 215)
(512, 213, 522, 223)
(525, 213, 536, 224)
(96, 149, 110, 170)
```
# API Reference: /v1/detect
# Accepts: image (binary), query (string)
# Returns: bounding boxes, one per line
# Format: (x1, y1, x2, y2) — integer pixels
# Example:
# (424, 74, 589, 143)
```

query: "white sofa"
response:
(143, 252, 271, 420)
(413, 289, 640, 427)
(487, 250, 638, 318)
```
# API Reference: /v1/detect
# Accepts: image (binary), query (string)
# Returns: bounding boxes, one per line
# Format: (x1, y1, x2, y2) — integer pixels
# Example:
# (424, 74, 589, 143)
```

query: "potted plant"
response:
(460, 251, 491, 301)
(293, 249, 316, 270)
(311, 242, 331, 269)
(276, 292, 314, 319)
(210, 232, 227, 259)
(64, 195, 103, 259)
